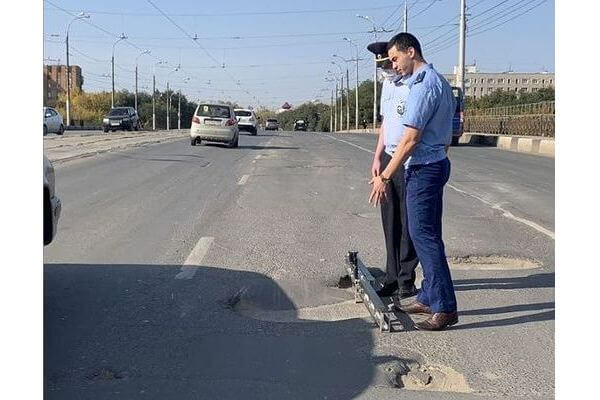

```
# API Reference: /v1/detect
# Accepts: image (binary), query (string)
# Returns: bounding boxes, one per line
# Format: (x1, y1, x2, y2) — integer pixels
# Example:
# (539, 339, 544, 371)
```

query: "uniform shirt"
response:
(402, 63, 455, 166)
(380, 74, 410, 156)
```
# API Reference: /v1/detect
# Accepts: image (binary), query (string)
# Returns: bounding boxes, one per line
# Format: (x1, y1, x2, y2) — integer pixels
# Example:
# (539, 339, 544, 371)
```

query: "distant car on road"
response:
(234, 108, 258, 136)
(44, 155, 61, 245)
(294, 120, 307, 131)
(43, 107, 64, 136)
(190, 103, 239, 148)
(102, 107, 141, 132)
(451, 87, 465, 145)
(265, 118, 279, 131)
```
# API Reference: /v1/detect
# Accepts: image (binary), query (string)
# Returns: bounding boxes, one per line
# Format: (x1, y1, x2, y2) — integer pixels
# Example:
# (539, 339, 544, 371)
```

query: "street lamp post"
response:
(333, 55, 351, 131)
(343, 37, 360, 130)
(111, 33, 127, 107)
(179, 77, 191, 131)
(331, 61, 344, 131)
(135, 50, 151, 113)
(166, 65, 180, 131)
(357, 15, 378, 131)
(152, 60, 166, 130)
(65, 12, 89, 127)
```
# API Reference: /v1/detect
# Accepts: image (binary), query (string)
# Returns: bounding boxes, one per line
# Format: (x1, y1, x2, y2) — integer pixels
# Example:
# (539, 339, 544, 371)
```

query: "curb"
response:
(459, 133, 554, 158)
(49, 135, 186, 164)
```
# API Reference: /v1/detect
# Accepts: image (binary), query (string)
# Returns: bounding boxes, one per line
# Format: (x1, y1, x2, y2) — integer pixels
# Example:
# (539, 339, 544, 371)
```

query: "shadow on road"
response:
(44, 263, 389, 399)
(453, 272, 554, 291)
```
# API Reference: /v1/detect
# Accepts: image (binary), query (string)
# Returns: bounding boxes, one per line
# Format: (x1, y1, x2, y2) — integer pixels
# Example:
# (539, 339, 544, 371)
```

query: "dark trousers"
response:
(406, 157, 457, 313)
(380, 152, 419, 289)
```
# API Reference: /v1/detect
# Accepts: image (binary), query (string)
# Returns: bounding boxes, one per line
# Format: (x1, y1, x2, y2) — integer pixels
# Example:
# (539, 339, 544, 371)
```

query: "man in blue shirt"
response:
(367, 41, 419, 300)
(369, 33, 458, 331)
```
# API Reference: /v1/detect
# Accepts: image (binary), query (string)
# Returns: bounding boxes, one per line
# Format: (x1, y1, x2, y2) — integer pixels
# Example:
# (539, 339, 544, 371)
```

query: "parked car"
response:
(265, 118, 279, 131)
(294, 120, 307, 131)
(190, 103, 239, 148)
(234, 108, 259, 135)
(451, 87, 464, 145)
(43, 107, 64, 136)
(44, 155, 61, 245)
(102, 107, 141, 132)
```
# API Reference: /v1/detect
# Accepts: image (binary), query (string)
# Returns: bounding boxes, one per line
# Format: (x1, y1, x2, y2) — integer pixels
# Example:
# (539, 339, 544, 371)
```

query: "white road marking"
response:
(324, 134, 375, 154)
(175, 237, 214, 280)
(447, 184, 555, 240)
(326, 133, 554, 240)
(238, 174, 250, 185)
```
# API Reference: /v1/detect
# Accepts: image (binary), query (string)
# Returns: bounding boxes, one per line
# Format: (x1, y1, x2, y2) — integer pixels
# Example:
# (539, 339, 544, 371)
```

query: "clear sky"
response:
(43, 0, 554, 109)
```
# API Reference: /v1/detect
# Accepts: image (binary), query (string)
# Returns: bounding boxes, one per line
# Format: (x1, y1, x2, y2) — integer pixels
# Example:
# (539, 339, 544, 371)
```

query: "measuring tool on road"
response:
(345, 251, 398, 333)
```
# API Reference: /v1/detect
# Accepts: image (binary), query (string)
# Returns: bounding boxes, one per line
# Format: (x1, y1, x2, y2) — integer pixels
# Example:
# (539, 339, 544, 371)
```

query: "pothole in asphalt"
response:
(394, 363, 471, 393)
(448, 255, 542, 270)
(231, 280, 371, 323)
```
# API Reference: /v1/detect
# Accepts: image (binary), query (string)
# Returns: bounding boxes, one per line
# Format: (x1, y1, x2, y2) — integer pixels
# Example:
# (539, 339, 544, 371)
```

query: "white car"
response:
(234, 108, 258, 136)
(190, 103, 239, 148)
(43, 107, 65, 136)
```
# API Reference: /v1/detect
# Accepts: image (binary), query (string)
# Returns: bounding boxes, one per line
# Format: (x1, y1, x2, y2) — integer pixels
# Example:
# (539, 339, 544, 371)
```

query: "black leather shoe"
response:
(398, 285, 418, 299)
(376, 282, 398, 297)
(414, 312, 459, 331)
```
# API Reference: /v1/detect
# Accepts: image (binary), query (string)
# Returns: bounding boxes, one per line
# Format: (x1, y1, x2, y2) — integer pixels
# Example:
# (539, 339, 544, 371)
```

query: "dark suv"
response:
(103, 107, 141, 132)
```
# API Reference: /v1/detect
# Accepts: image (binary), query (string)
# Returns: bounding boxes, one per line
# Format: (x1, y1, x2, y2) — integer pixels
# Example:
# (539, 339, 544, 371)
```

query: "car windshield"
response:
(267, 119, 277, 123)
(197, 105, 231, 118)
(235, 110, 252, 117)
(108, 108, 129, 116)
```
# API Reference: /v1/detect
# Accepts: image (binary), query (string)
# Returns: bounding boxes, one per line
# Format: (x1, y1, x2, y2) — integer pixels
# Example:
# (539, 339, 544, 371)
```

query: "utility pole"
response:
(339, 75, 344, 132)
(135, 50, 150, 113)
(404, 1, 408, 32)
(152, 74, 156, 130)
(334, 81, 338, 132)
(111, 33, 127, 108)
(458, 0, 467, 96)
(330, 89, 333, 132)
(178, 89, 181, 130)
(346, 67, 350, 131)
(65, 12, 89, 127)
(343, 38, 360, 130)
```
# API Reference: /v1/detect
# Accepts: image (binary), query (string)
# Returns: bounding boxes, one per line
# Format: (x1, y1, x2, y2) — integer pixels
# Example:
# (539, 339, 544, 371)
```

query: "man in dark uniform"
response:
(367, 41, 419, 300)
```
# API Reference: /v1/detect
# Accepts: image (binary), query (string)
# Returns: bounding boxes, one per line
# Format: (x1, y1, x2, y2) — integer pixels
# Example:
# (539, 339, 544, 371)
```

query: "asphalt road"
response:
(44, 131, 554, 399)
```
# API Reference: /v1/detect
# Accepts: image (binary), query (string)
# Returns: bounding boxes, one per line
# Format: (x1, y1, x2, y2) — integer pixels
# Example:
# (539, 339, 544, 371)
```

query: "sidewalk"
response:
(43, 130, 187, 163)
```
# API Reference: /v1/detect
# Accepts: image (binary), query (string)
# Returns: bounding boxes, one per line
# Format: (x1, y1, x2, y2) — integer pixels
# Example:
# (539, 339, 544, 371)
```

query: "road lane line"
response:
(447, 184, 555, 240)
(238, 174, 250, 185)
(175, 237, 214, 280)
(325, 133, 554, 240)
(324, 134, 375, 154)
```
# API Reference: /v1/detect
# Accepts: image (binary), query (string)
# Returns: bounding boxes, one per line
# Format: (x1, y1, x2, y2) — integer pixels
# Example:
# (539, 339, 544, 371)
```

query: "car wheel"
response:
(191, 137, 198, 146)
(134, 123, 139, 131)
(43, 125, 48, 136)
(58, 124, 64, 135)
(103, 128, 109, 133)
(112, 129, 117, 132)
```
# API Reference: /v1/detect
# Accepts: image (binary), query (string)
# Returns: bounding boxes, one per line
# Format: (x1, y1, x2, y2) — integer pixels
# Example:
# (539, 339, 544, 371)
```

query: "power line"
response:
(44, 4, 405, 17)
(427, 0, 548, 56)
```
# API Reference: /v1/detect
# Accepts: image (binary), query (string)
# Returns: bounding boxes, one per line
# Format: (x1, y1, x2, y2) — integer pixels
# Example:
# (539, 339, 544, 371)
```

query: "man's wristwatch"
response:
(380, 175, 390, 184)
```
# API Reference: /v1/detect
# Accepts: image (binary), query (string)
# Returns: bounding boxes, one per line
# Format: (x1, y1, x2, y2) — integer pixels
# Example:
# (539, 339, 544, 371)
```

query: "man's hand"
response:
(368, 175, 388, 206)
(371, 157, 382, 177)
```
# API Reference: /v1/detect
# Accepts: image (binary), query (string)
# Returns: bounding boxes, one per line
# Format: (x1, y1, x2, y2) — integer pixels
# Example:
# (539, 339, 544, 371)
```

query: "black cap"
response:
(367, 41, 389, 62)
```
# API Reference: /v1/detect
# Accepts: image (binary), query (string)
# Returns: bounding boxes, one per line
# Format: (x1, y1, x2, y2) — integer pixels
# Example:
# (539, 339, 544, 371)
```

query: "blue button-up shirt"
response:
(380, 75, 410, 156)
(401, 63, 455, 166)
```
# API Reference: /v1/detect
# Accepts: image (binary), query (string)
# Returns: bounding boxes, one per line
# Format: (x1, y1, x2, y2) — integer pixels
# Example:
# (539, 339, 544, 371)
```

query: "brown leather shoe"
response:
(414, 312, 459, 331)
(397, 301, 432, 315)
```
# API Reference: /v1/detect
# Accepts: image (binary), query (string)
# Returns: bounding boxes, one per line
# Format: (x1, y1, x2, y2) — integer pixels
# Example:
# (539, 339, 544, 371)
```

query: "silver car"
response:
(44, 155, 61, 245)
(234, 108, 258, 136)
(43, 107, 65, 136)
(190, 103, 239, 148)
